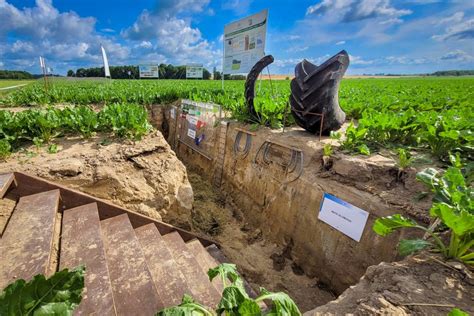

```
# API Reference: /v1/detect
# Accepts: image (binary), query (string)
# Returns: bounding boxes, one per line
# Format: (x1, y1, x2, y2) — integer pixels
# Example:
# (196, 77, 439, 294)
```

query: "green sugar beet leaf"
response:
(237, 299, 262, 316)
(156, 294, 212, 316)
(373, 214, 418, 237)
(257, 288, 301, 316)
(430, 203, 474, 236)
(208, 263, 242, 288)
(0, 265, 85, 316)
(398, 239, 432, 256)
(217, 286, 249, 314)
(448, 308, 469, 316)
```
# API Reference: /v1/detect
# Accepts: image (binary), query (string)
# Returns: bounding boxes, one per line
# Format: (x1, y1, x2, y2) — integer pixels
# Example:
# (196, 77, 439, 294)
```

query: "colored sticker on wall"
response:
(196, 120, 207, 129)
(195, 134, 205, 145)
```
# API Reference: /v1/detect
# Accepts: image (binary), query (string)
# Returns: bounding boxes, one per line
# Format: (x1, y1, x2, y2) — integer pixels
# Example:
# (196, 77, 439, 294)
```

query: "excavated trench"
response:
(185, 169, 336, 310)
(1, 110, 472, 313)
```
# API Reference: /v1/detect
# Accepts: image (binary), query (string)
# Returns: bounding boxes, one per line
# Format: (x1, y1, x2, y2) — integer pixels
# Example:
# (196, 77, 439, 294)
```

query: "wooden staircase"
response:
(0, 172, 231, 315)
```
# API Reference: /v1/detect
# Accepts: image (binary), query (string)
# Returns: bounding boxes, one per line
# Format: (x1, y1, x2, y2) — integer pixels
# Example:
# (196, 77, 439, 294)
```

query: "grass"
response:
(0, 80, 35, 88)
(0, 80, 35, 95)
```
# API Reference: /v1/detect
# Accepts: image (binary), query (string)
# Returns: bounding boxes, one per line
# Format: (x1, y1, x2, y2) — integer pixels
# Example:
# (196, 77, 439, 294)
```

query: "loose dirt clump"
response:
(0, 131, 193, 227)
(305, 255, 474, 315)
(187, 170, 336, 312)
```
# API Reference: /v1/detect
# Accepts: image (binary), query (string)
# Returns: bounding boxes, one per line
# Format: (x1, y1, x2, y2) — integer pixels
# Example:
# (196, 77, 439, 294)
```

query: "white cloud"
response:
(0, 0, 129, 73)
(437, 12, 464, 25)
(385, 56, 429, 65)
(286, 46, 309, 53)
(335, 40, 346, 45)
(440, 50, 473, 62)
(222, 0, 253, 15)
(306, 0, 412, 23)
(432, 15, 474, 41)
(138, 41, 153, 49)
(122, 0, 220, 67)
(101, 28, 115, 33)
(349, 54, 374, 65)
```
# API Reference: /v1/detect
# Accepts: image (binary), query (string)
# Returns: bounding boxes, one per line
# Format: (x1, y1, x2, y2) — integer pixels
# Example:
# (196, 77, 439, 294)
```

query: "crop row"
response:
(0, 104, 151, 159)
(0, 77, 472, 162)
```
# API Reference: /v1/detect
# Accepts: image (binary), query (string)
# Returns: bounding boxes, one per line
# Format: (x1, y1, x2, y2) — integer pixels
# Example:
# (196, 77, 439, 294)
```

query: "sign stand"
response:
(222, 9, 268, 90)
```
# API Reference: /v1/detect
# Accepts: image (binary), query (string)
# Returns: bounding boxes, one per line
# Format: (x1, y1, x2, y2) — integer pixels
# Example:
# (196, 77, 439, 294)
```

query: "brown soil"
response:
(187, 170, 336, 312)
(305, 254, 474, 315)
(0, 132, 193, 227)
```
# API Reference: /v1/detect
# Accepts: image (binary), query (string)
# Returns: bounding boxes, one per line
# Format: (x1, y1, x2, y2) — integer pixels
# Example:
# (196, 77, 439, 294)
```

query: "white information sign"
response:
(187, 128, 196, 139)
(223, 9, 268, 74)
(318, 193, 369, 242)
(139, 64, 159, 78)
(170, 107, 176, 119)
(186, 64, 204, 78)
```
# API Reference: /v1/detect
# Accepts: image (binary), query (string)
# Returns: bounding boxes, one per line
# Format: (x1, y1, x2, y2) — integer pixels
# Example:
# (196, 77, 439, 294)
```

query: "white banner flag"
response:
(101, 45, 111, 77)
(39, 56, 45, 69)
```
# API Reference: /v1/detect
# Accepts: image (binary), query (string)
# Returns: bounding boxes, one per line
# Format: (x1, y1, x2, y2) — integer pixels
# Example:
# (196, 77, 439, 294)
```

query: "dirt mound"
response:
(305, 255, 473, 315)
(0, 131, 193, 227)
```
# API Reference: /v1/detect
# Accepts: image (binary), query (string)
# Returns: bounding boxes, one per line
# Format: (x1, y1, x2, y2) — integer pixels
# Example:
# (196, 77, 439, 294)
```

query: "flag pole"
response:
(221, 36, 225, 91)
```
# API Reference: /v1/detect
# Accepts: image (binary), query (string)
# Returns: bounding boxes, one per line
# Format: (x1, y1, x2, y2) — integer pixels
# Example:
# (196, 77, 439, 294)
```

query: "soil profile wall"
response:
(155, 104, 427, 294)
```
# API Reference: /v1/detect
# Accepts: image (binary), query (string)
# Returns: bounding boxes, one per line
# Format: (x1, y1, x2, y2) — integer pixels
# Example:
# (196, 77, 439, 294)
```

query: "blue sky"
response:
(1, 0, 473, 75)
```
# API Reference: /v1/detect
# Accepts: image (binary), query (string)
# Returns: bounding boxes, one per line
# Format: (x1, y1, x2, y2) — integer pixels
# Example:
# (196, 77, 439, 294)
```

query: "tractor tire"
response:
(245, 55, 274, 118)
(290, 50, 349, 134)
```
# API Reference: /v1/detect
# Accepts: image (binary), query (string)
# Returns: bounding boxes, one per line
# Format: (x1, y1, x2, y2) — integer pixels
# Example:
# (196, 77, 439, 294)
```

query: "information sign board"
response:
(186, 64, 204, 78)
(223, 9, 268, 74)
(139, 64, 159, 78)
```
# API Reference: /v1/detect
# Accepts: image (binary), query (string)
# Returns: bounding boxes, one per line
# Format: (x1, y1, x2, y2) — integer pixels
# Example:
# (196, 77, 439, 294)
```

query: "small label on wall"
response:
(187, 128, 196, 139)
(170, 108, 176, 119)
(187, 116, 198, 126)
(318, 193, 369, 242)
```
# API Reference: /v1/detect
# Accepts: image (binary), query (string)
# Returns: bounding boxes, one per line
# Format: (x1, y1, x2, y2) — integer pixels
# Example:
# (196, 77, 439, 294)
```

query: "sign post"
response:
(139, 64, 159, 79)
(186, 64, 204, 79)
(223, 9, 268, 78)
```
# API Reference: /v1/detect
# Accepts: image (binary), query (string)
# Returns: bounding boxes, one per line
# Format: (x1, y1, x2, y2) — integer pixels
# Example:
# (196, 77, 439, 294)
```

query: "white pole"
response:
(221, 36, 225, 90)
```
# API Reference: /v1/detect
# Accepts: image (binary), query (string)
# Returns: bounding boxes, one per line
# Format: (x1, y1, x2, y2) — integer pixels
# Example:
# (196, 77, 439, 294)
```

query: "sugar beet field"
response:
(0, 77, 472, 163)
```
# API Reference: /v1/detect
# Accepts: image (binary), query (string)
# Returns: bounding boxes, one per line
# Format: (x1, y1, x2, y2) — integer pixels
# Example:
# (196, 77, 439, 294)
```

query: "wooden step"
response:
(101, 214, 163, 315)
(162, 231, 221, 307)
(0, 189, 60, 289)
(0, 193, 16, 237)
(60, 203, 115, 316)
(0, 173, 14, 198)
(135, 224, 192, 307)
(186, 239, 225, 294)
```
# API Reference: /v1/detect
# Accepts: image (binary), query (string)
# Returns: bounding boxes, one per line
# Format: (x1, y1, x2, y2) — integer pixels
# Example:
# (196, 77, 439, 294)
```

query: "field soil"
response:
(187, 170, 336, 311)
(305, 254, 473, 315)
(0, 131, 194, 227)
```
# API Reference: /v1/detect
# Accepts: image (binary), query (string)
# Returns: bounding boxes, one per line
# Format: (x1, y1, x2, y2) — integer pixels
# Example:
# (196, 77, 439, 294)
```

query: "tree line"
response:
(430, 70, 474, 76)
(66, 65, 249, 80)
(67, 64, 213, 79)
(0, 70, 35, 80)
